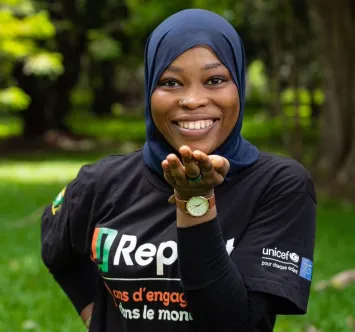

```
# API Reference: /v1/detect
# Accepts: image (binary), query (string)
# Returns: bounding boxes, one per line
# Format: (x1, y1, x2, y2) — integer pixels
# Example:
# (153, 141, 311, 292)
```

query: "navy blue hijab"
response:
(143, 9, 259, 179)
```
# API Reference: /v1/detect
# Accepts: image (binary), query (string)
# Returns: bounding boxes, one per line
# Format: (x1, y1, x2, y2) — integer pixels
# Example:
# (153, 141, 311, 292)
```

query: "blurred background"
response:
(0, 0, 354, 331)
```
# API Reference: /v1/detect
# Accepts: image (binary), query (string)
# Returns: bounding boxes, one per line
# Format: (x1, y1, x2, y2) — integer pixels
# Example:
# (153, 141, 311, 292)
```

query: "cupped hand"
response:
(162, 145, 230, 199)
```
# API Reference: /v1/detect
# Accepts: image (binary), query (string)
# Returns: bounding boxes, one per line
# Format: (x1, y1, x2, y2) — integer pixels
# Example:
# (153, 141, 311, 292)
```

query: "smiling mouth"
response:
(172, 119, 219, 137)
(175, 119, 217, 130)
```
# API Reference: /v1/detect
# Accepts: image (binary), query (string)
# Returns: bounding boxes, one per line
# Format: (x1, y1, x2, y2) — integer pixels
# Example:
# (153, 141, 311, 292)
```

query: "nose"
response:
(179, 87, 209, 110)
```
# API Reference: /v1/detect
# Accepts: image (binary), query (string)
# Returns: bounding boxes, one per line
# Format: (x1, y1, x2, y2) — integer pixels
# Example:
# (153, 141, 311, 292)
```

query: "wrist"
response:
(177, 205, 217, 228)
(171, 190, 216, 226)
(174, 189, 214, 200)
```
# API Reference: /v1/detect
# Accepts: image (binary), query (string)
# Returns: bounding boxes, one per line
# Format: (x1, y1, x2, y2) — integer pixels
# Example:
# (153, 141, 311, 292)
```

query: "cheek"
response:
(150, 91, 173, 125)
(150, 91, 165, 127)
(220, 86, 240, 122)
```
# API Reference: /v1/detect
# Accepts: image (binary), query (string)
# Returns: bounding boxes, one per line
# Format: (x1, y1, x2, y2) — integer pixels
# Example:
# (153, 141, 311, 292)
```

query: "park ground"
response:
(0, 112, 354, 331)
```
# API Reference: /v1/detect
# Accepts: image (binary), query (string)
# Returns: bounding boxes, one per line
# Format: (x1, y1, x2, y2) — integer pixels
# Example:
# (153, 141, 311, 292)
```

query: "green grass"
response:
(0, 114, 353, 331)
(1, 111, 317, 148)
(0, 152, 354, 332)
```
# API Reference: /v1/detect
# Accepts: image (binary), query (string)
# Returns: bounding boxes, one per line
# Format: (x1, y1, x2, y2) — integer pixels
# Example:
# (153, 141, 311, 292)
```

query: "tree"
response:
(309, 0, 355, 196)
(0, 0, 62, 116)
(17, 0, 94, 138)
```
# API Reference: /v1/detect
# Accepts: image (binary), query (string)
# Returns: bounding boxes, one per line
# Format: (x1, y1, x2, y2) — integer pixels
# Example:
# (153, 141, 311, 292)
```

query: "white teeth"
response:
(177, 120, 214, 130)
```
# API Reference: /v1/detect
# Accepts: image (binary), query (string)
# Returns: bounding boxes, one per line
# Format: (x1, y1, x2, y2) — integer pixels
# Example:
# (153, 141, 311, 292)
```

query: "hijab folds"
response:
(143, 9, 259, 179)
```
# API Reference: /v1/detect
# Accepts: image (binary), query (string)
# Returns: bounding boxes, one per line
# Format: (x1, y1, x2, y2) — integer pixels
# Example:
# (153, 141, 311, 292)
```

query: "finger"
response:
(209, 155, 230, 178)
(179, 146, 200, 179)
(162, 159, 176, 186)
(192, 150, 214, 183)
(166, 154, 186, 186)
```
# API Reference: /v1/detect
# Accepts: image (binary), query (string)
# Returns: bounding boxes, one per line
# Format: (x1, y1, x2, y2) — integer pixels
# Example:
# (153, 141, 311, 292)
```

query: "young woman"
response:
(41, 9, 316, 332)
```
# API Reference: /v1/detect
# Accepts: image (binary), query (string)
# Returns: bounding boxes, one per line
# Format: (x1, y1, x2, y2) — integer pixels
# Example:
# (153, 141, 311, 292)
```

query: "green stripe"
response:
(95, 228, 118, 273)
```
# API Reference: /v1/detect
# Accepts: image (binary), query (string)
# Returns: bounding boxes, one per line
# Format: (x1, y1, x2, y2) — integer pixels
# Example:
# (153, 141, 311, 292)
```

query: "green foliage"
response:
(0, 1, 63, 112)
(67, 112, 147, 142)
(281, 88, 311, 105)
(88, 30, 122, 61)
(246, 60, 270, 103)
(313, 89, 325, 105)
(0, 0, 35, 15)
(125, 0, 184, 36)
(124, 0, 243, 42)
(281, 88, 325, 118)
(0, 115, 21, 137)
(23, 52, 64, 78)
(0, 86, 30, 111)
(0, 10, 55, 59)
(70, 87, 94, 109)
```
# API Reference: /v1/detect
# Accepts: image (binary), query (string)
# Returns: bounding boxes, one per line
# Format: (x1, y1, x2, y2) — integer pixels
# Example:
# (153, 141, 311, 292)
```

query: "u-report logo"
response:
(91, 228, 235, 275)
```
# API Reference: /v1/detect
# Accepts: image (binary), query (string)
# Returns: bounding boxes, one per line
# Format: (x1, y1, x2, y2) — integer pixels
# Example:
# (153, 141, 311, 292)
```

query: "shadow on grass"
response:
(0, 179, 84, 332)
(0, 116, 351, 332)
(1, 170, 355, 331)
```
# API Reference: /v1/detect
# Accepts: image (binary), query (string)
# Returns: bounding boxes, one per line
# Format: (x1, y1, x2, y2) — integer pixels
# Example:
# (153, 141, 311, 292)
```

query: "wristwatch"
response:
(171, 195, 215, 217)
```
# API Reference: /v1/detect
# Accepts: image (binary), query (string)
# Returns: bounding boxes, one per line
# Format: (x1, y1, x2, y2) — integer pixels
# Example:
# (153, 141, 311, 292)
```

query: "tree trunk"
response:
(48, 28, 87, 132)
(13, 63, 53, 138)
(16, 1, 88, 139)
(310, 0, 355, 196)
(269, 37, 282, 117)
(92, 61, 116, 116)
(91, 0, 129, 116)
(291, 60, 302, 162)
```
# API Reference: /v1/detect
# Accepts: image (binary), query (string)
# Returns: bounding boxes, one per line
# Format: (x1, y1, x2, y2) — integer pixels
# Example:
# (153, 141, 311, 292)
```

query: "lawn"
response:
(0, 114, 354, 331)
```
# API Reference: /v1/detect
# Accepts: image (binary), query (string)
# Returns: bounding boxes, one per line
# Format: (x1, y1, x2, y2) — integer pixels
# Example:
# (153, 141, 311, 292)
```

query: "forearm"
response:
(81, 302, 94, 328)
(167, 148, 270, 329)
(177, 216, 254, 330)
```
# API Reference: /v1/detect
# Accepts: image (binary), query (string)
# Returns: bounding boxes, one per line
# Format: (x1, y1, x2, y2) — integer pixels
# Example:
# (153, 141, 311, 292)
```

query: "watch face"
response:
(186, 196, 209, 217)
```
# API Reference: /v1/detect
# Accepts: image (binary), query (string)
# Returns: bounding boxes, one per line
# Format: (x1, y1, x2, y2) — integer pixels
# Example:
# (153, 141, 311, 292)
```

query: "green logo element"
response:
(93, 228, 118, 273)
(52, 188, 66, 215)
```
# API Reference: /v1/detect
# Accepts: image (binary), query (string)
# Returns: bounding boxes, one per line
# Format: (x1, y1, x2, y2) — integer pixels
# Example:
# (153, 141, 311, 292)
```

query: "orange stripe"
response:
(91, 228, 100, 259)
(103, 281, 118, 307)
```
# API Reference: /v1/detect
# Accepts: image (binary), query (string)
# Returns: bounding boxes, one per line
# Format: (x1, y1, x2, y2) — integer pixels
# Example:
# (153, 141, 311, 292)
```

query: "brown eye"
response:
(159, 80, 181, 87)
(206, 77, 225, 85)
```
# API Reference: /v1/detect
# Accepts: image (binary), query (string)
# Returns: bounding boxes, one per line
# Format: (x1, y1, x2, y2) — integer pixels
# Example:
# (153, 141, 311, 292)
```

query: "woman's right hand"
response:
(162, 145, 230, 199)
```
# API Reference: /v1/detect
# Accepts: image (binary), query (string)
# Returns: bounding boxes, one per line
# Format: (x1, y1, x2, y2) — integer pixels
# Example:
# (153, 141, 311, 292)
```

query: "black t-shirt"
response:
(41, 150, 316, 332)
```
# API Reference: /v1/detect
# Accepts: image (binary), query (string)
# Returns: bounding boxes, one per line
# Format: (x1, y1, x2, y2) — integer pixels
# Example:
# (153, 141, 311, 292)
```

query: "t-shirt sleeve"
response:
(41, 164, 100, 314)
(231, 161, 316, 314)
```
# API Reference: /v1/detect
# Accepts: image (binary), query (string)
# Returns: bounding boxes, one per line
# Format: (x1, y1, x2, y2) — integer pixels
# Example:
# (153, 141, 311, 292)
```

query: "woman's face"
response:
(151, 45, 240, 155)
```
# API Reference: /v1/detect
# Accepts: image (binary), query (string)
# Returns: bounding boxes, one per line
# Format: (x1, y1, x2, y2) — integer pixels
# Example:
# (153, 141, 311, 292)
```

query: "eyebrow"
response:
(166, 65, 183, 73)
(202, 62, 222, 70)
(166, 62, 223, 73)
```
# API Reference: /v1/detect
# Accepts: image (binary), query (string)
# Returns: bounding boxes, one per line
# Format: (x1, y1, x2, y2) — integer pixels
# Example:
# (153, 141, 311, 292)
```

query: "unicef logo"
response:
(289, 253, 299, 263)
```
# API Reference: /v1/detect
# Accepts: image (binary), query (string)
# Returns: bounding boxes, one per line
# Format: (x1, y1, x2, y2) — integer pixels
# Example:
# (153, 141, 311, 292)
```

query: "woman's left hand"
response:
(162, 145, 230, 199)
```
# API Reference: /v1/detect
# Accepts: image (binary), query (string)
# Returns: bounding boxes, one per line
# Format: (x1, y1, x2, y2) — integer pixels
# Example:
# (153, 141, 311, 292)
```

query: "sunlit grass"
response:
(0, 113, 353, 331)
(0, 152, 354, 331)
(0, 161, 83, 183)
